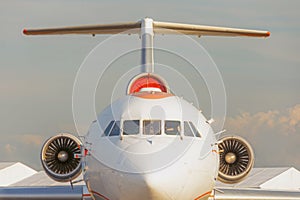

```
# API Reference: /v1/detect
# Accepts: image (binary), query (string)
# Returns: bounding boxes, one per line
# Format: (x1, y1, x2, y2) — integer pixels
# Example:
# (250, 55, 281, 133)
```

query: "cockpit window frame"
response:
(184, 121, 194, 137)
(104, 120, 200, 138)
(188, 121, 202, 138)
(109, 121, 120, 136)
(143, 120, 161, 135)
(104, 121, 115, 136)
(164, 120, 181, 136)
(103, 120, 121, 137)
(123, 120, 140, 135)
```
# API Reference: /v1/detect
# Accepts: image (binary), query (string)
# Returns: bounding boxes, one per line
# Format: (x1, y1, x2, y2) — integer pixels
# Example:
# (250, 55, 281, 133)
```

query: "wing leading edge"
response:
(23, 19, 270, 38)
(0, 185, 89, 200)
(214, 188, 300, 200)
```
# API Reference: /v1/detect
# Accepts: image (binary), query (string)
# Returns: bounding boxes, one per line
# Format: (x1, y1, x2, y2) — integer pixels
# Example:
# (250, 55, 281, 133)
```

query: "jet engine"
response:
(41, 133, 82, 182)
(217, 136, 254, 184)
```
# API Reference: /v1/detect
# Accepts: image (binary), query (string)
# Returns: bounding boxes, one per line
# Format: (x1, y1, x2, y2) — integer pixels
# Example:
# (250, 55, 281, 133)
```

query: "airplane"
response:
(5, 17, 300, 200)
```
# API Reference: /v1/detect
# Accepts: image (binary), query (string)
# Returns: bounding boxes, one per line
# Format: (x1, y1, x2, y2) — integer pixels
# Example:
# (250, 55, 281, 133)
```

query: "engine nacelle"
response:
(217, 136, 254, 184)
(41, 133, 82, 182)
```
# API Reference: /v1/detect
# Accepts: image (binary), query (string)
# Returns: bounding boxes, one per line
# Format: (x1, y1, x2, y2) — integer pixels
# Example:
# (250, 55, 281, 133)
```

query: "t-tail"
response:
(23, 18, 270, 73)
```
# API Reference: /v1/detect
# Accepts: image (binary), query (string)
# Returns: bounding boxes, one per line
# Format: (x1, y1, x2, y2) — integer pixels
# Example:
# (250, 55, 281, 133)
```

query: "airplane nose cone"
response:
(225, 152, 236, 164)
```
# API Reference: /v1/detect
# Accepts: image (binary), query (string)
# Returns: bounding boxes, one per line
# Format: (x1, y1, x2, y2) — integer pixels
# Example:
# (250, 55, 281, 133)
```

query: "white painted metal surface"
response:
(260, 167, 300, 190)
(85, 94, 218, 199)
(0, 162, 37, 187)
(216, 167, 300, 191)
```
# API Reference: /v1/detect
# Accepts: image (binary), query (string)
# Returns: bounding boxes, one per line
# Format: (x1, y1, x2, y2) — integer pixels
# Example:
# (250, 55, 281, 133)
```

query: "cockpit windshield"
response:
(103, 119, 201, 138)
(165, 120, 181, 135)
(110, 121, 120, 136)
(184, 121, 201, 137)
(143, 120, 161, 135)
(104, 121, 114, 136)
(123, 120, 140, 135)
(104, 121, 120, 136)
(184, 121, 194, 137)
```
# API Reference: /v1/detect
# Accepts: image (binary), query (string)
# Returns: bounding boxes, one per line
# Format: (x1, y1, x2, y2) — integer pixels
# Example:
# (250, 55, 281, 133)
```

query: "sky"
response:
(0, 0, 299, 170)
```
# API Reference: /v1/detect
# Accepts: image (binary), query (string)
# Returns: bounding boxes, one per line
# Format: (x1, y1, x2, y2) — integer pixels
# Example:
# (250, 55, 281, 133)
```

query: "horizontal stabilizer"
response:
(153, 21, 270, 37)
(23, 22, 141, 35)
(23, 19, 270, 38)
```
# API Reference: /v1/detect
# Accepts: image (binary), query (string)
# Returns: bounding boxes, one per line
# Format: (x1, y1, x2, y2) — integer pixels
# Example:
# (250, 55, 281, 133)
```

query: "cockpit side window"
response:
(104, 121, 114, 136)
(184, 121, 194, 137)
(165, 120, 181, 135)
(143, 120, 161, 135)
(189, 122, 201, 138)
(123, 120, 140, 135)
(110, 121, 120, 136)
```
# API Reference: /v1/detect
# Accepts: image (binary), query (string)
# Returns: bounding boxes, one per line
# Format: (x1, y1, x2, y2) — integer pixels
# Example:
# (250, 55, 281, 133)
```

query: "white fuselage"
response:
(84, 92, 219, 200)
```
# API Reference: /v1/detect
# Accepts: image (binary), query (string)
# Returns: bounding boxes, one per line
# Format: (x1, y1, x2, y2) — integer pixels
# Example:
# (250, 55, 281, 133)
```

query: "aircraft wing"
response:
(1, 185, 300, 200)
(214, 188, 300, 200)
(23, 20, 270, 37)
(0, 185, 92, 200)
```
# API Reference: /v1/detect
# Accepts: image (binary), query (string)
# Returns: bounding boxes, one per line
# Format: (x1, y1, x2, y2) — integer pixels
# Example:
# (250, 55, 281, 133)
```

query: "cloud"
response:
(225, 104, 300, 168)
(4, 144, 16, 154)
(20, 134, 43, 146)
(286, 104, 300, 129)
(226, 104, 300, 136)
(0, 134, 44, 169)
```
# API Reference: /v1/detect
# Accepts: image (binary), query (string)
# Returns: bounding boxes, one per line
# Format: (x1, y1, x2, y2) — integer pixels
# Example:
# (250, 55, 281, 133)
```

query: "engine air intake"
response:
(218, 136, 254, 184)
(41, 133, 82, 182)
